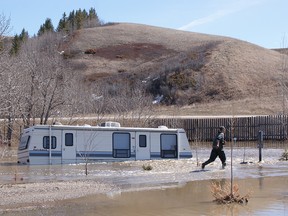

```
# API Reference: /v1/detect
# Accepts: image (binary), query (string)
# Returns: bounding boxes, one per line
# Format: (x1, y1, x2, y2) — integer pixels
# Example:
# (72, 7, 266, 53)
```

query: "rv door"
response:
(135, 132, 150, 160)
(62, 130, 76, 164)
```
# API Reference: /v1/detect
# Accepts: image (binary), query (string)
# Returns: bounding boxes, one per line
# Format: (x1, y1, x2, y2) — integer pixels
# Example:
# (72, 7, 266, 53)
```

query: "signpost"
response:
(258, 130, 264, 162)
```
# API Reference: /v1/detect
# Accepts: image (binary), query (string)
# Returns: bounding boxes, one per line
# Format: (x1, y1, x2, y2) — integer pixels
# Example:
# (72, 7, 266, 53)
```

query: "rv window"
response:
(160, 134, 177, 158)
(65, 133, 73, 146)
(112, 133, 131, 158)
(139, 135, 147, 147)
(19, 135, 30, 150)
(43, 136, 57, 149)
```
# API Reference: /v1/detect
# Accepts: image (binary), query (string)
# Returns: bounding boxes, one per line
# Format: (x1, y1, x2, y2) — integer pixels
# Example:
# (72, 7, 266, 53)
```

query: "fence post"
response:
(258, 130, 264, 162)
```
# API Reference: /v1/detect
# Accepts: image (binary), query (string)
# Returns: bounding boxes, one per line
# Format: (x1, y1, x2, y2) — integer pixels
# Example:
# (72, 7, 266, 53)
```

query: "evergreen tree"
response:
(38, 25, 45, 36)
(38, 18, 54, 36)
(48, 7, 101, 34)
(87, 7, 100, 27)
(75, 9, 85, 30)
(57, 12, 68, 32)
(19, 28, 28, 41)
(9, 28, 28, 55)
(68, 10, 75, 31)
(10, 34, 20, 55)
(89, 7, 97, 19)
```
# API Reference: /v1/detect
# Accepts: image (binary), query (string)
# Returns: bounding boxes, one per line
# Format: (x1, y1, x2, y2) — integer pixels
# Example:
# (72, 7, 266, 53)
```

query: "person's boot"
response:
(201, 163, 205, 169)
(222, 162, 226, 169)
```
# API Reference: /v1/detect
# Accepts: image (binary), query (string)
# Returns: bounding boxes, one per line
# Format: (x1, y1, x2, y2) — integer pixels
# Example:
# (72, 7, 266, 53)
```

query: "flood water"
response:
(0, 147, 288, 215)
(5, 176, 288, 216)
(55, 176, 288, 216)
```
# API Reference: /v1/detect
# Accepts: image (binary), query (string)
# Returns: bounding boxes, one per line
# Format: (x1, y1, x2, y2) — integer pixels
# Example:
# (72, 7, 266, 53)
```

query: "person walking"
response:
(202, 126, 227, 169)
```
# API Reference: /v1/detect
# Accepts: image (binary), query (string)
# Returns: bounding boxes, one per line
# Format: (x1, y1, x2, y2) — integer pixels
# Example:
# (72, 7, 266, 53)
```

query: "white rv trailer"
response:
(17, 122, 192, 165)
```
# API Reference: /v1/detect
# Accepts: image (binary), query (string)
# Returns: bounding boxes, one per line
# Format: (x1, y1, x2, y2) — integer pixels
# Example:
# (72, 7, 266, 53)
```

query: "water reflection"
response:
(258, 166, 264, 189)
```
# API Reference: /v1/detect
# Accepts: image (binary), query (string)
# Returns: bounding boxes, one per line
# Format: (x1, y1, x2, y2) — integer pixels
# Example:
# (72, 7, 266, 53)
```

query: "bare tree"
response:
(18, 32, 75, 127)
(102, 80, 155, 126)
(0, 13, 13, 146)
(0, 13, 11, 41)
(124, 84, 155, 127)
(77, 129, 100, 175)
(80, 82, 109, 120)
(0, 49, 23, 145)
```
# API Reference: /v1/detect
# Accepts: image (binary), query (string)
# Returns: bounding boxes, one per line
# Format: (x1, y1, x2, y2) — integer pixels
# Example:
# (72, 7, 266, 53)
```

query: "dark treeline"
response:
(56, 8, 100, 33)
(10, 7, 101, 55)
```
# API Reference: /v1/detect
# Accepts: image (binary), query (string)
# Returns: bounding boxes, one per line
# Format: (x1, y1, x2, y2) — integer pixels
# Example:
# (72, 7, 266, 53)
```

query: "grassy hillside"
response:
(63, 23, 288, 116)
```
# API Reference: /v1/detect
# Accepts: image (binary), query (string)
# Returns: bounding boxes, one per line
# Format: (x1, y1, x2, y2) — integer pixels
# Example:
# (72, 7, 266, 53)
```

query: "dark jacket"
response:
(212, 132, 225, 150)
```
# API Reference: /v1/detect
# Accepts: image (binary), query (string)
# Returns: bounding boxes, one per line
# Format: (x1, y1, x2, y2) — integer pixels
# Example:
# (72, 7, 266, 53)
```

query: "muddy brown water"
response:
(5, 176, 287, 216)
(1, 148, 287, 215)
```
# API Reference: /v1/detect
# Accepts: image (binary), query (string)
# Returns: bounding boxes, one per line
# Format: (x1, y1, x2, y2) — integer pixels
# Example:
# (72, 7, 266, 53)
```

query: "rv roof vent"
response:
(158, 125, 168, 129)
(100, 121, 121, 127)
(53, 121, 62, 125)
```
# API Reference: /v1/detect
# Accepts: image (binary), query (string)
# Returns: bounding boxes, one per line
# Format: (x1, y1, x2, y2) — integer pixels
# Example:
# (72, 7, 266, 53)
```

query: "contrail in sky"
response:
(178, 9, 232, 30)
(178, 0, 263, 31)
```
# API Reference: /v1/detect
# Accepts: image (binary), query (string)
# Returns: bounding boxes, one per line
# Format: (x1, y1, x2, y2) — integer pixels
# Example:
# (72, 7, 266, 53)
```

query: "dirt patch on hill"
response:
(84, 43, 176, 61)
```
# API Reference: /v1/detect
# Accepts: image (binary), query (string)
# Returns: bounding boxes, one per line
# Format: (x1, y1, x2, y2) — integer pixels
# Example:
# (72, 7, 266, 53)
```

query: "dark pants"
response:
(203, 148, 226, 166)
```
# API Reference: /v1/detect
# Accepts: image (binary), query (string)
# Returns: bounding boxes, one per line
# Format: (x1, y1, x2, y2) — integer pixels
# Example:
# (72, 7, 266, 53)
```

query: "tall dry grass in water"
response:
(210, 182, 251, 204)
(210, 103, 251, 205)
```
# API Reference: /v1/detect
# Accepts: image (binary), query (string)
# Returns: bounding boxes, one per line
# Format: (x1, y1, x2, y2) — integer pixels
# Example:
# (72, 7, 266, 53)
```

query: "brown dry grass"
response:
(65, 23, 288, 115)
(211, 182, 251, 204)
(152, 95, 283, 116)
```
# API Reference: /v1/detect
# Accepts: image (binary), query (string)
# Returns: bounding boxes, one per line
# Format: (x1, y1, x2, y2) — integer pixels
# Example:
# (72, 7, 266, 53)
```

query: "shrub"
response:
(210, 182, 251, 204)
(280, 149, 288, 161)
(84, 48, 97, 54)
(142, 164, 153, 171)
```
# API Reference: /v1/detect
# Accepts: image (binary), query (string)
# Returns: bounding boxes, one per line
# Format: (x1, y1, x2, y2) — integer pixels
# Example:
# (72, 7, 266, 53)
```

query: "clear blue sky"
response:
(2, 0, 287, 49)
